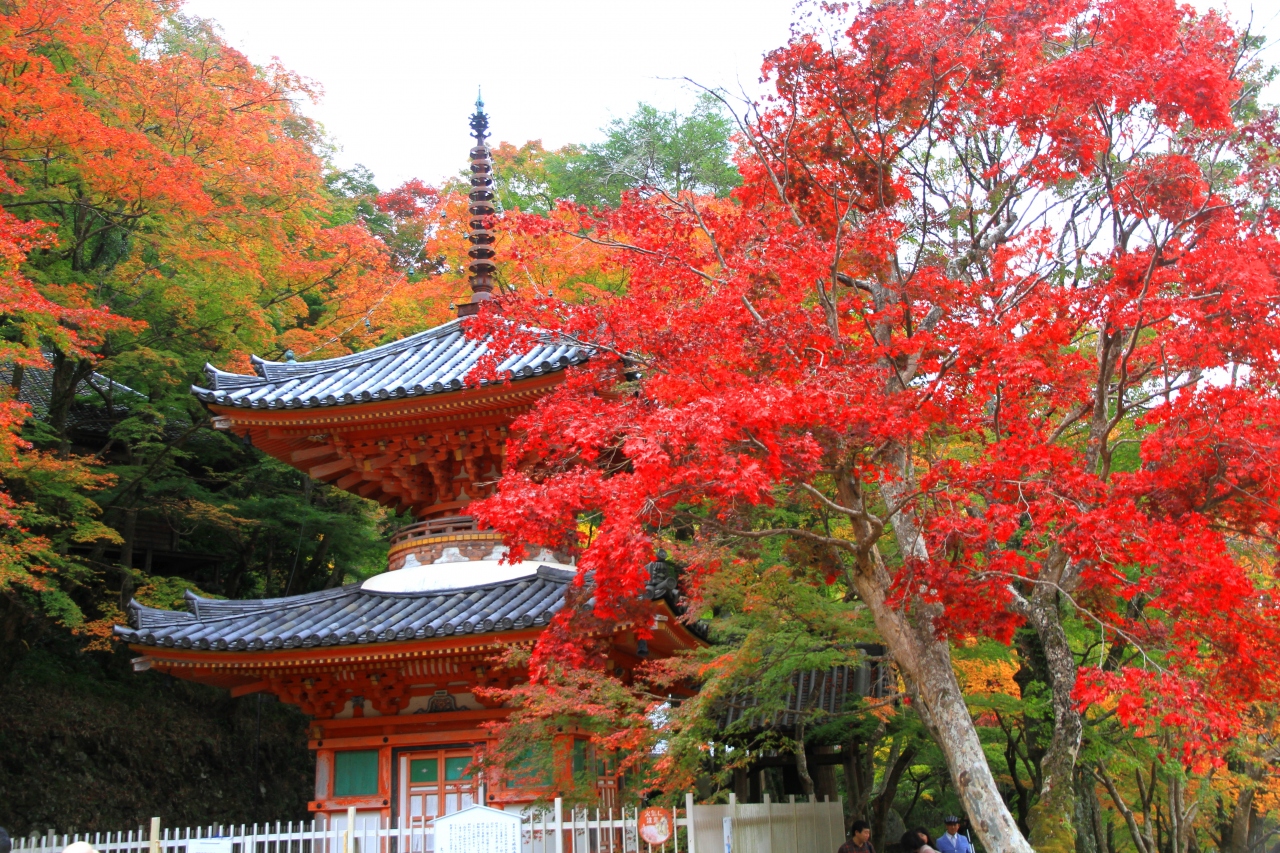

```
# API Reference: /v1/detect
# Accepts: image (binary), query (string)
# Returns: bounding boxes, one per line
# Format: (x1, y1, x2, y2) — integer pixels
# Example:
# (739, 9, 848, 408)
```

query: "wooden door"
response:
(398, 749, 477, 843)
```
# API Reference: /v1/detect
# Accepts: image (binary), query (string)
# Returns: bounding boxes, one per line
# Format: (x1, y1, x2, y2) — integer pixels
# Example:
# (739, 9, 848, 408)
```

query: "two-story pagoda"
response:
(115, 101, 703, 828)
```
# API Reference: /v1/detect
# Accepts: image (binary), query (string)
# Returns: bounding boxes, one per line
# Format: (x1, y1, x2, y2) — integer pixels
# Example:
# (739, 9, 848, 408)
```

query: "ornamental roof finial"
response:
(458, 93, 498, 318)
(469, 89, 489, 145)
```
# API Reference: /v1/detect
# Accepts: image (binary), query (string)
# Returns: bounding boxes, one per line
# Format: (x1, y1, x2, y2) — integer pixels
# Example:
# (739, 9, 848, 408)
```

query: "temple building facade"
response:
(115, 101, 703, 828)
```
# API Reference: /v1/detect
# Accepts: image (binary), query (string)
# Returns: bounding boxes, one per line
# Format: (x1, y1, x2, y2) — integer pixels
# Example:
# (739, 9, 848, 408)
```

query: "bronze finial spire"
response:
(458, 92, 498, 318)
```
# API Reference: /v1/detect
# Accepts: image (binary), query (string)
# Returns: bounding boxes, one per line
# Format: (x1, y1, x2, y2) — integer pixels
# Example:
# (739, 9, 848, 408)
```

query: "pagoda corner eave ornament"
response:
(459, 93, 498, 319)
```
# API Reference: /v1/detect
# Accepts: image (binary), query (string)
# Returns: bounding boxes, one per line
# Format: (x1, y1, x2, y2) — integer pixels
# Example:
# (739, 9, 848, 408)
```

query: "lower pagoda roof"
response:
(117, 563, 577, 651)
(194, 319, 587, 411)
(116, 559, 694, 653)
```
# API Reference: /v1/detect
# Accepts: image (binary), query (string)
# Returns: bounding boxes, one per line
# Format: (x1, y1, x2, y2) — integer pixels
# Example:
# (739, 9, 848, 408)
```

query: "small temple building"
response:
(115, 101, 704, 827)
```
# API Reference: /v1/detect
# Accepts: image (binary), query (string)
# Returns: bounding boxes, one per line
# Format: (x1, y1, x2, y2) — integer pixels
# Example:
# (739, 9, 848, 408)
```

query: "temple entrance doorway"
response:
(398, 748, 478, 835)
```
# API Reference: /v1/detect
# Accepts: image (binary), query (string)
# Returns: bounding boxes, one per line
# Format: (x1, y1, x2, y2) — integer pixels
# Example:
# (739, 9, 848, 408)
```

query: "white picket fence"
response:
(12, 794, 844, 853)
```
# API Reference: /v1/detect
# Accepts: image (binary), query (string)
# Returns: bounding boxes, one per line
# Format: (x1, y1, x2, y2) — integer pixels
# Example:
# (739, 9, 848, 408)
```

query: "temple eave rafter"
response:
(208, 376, 560, 512)
(206, 370, 569, 516)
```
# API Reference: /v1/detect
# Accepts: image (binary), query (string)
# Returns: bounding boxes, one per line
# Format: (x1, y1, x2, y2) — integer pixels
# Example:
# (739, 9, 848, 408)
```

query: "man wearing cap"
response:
(935, 817, 971, 853)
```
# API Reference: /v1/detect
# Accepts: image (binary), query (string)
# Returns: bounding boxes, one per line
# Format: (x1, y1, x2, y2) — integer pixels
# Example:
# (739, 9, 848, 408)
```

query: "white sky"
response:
(178, 0, 798, 189)
(181, 0, 1279, 192)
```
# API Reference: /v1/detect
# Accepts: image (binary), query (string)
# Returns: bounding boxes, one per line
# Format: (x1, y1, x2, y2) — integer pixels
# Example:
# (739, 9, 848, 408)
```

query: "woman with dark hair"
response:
(899, 830, 939, 853)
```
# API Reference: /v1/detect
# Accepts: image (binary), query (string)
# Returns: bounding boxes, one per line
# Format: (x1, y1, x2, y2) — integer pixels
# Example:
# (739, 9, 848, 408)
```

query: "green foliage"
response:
(7, 375, 391, 640)
(493, 94, 742, 214)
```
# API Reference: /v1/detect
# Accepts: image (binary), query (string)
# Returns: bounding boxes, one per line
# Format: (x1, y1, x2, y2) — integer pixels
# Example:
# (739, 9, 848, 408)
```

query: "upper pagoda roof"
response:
(194, 319, 587, 411)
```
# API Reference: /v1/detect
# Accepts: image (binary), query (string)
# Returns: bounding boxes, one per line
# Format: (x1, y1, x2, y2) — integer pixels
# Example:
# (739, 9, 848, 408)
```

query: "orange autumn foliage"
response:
(954, 657, 1023, 699)
(0, 0, 414, 623)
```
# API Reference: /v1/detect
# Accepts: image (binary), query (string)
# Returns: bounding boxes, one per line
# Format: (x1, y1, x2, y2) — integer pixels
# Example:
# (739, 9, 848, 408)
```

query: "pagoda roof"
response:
(194, 319, 587, 411)
(117, 564, 578, 652)
(116, 560, 690, 653)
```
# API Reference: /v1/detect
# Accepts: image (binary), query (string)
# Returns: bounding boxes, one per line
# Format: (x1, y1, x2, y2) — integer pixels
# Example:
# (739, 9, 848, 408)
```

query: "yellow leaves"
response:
(79, 602, 127, 652)
(954, 657, 1022, 698)
(169, 499, 253, 532)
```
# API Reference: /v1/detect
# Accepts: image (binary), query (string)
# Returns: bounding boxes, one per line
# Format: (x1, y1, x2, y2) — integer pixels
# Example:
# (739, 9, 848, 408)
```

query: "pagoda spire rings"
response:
(459, 93, 498, 318)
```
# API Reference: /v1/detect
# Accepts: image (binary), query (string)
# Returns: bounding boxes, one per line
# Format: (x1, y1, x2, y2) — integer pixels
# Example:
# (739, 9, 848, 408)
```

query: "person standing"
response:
(0, 826, 11, 853)
(838, 821, 874, 853)
(935, 817, 972, 853)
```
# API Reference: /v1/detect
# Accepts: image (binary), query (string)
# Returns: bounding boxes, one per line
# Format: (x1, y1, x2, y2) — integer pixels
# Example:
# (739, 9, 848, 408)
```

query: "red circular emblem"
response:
(638, 808, 673, 845)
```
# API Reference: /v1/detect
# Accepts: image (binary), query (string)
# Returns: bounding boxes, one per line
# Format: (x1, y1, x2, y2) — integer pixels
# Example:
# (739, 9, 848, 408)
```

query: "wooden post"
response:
(789, 795, 798, 853)
(836, 796, 844, 853)
(685, 793, 697, 853)
(149, 817, 161, 853)
(728, 793, 738, 853)
(346, 806, 356, 853)
(762, 788, 773, 850)
(553, 798, 565, 853)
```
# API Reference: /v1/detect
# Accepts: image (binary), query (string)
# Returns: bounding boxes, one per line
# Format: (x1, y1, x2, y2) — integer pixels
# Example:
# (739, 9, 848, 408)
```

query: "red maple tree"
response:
(474, 1, 1280, 850)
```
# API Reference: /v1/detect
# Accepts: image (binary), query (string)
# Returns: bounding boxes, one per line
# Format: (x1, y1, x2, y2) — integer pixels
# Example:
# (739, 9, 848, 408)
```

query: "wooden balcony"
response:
(387, 516, 503, 570)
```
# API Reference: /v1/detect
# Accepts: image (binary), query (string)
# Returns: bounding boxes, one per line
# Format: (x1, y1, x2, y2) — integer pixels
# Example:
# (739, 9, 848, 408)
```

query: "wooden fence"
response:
(12, 794, 844, 853)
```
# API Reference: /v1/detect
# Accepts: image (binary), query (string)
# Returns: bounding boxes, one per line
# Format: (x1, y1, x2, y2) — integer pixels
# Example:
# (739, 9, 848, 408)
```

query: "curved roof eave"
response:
(193, 320, 589, 411)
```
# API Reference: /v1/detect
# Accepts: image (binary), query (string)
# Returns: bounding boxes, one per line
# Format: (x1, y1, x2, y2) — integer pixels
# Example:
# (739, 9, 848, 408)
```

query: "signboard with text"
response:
(434, 806, 522, 853)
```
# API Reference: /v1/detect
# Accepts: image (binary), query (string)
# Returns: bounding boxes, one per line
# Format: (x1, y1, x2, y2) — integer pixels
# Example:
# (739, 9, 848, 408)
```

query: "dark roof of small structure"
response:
(719, 658, 888, 730)
(193, 319, 587, 410)
(11, 356, 143, 421)
(116, 561, 690, 652)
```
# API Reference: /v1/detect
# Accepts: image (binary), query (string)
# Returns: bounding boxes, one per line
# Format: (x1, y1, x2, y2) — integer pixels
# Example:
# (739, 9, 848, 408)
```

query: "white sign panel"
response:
(188, 840, 233, 853)
(434, 806, 522, 853)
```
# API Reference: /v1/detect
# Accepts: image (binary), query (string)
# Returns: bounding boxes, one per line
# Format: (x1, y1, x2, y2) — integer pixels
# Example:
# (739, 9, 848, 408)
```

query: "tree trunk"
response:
(1226, 786, 1255, 853)
(117, 507, 137, 610)
(869, 740, 917, 853)
(733, 766, 751, 804)
(47, 353, 93, 458)
(813, 746, 839, 803)
(1095, 762, 1156, 853)
(794, 716, 815, 797)
(1024, 585, 1084, 853)
(1074, 767, 1107, 853)
(223, 529, 260, 599)
(315, 535, 341, 588)
(845, 553, 1030, 851)
(843, 723, 883, 825)
(843, 461, 1033, 853)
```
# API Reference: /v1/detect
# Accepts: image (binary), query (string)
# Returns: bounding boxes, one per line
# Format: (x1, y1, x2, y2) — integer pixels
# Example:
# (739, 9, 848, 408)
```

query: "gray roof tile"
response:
(116, 566, 578, 651)
(193, 320, 588, 410)
(116, 560, 703, 652)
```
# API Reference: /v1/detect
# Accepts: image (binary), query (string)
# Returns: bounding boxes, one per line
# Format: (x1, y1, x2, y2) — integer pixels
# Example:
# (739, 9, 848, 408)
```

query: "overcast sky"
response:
(181, 0, 1279, 191)
(178, 0, 797, 189)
